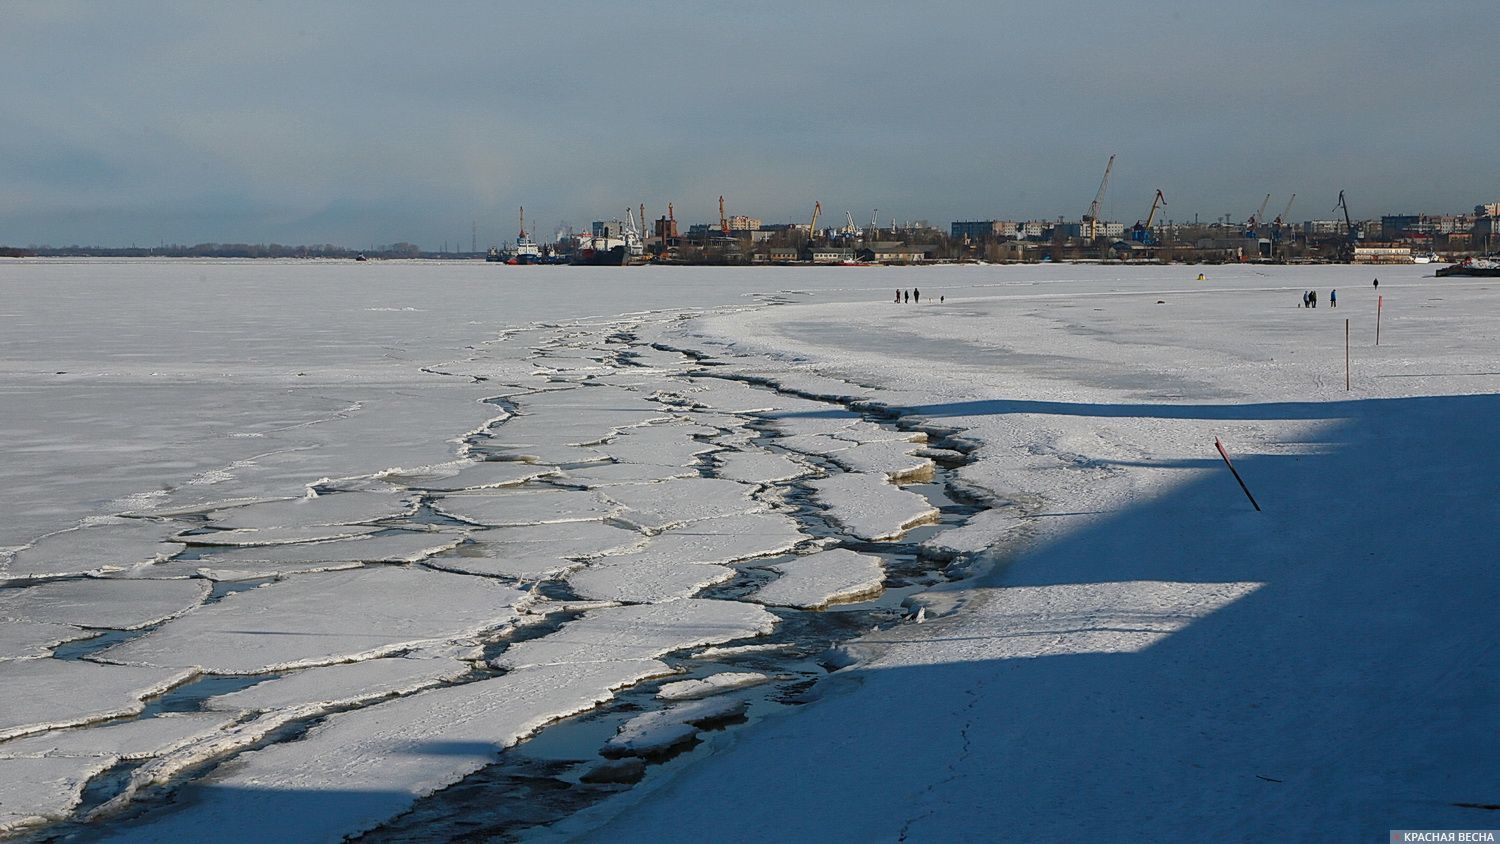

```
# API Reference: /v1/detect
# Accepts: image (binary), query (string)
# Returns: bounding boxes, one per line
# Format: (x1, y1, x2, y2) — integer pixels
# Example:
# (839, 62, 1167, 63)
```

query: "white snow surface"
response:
(0, 578, 209, 629)
(2, 520, 184, 581)
(0, 660, 194, 741)
(203, 656, 470, 712)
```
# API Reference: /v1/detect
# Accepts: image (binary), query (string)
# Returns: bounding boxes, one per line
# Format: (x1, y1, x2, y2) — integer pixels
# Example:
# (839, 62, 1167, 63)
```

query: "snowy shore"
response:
(2, 261, 1495, 841)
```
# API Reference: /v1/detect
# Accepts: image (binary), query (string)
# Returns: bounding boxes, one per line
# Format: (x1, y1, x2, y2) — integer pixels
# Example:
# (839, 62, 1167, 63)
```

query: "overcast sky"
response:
(3, 1, 1496, 248)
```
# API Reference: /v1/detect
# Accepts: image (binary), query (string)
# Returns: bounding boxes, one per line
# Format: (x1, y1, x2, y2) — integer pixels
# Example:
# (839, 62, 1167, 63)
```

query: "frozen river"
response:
(2, 259, 1495, 841)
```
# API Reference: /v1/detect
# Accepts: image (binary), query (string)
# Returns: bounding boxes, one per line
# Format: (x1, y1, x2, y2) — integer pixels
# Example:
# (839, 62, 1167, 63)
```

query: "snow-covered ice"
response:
(599, 477, 767, 531)
(494, 600, 777, 670)
(713, 449, 815, 485)
(2, 520, 184, 581)
(95, 661, 673, 842)
(807, 473, 939, 540)
(603, 695, 747, 756)
(206, 491, 414, 530)
(657, 672, 769, 701)
(204, 656, 470, 712)
(97, 567, 525, 674)
(0, 660, 194, 740)
(431, 488, 617, 527)
(0, 578, 209, 629)
(396, 460, 557, 491)
(748, 548, 886, 609)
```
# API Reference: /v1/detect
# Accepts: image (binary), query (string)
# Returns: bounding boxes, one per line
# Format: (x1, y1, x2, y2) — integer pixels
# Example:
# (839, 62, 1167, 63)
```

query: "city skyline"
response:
(4, 1, 1497, 248)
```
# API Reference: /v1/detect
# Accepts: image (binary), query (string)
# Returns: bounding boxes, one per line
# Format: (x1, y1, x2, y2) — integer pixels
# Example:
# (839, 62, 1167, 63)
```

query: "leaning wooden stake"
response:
(1376, 295, 1383, 345)
(1214, 437, 1261, 512)
(1345, 318, 1351, 391)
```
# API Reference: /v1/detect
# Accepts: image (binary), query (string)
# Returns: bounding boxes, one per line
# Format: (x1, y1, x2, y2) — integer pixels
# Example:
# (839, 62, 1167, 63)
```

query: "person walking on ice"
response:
(914, 288, 920, 304)
(1330, 289, 1337, 308)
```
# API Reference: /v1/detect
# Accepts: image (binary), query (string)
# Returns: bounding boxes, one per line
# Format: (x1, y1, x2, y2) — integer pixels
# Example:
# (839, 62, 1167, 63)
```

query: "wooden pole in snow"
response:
(1376, 295, 1383, 345)
(1214, 437, 1261, 512)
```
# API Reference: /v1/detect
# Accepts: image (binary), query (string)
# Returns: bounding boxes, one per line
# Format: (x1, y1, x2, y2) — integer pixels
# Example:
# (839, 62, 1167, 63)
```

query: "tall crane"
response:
(1334, 190, 1354, 240)
(518, 206, 527, 239)
(1247, 194, 1272, 232)
(719, 196, 729, 236)
(808, 201, 821, 241)
(1085, 154, 1115, 240)
(1133, 190, 1166, 244)
(1272, 194, 1296, 227)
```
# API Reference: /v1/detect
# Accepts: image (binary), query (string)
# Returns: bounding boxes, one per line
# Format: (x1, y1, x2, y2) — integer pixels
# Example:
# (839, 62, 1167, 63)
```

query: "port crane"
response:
(1271, 194, 1296, 240)
(1334, 190, 1355, 241)
(1084, 154, 1115, 240)
(1132, 190, 1166, 244)
(808, 201, 821, 242)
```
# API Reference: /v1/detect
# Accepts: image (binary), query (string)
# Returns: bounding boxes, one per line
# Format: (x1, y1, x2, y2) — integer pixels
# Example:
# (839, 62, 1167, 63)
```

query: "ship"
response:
(508, 207, 543, 265)
(570, 234, 628, 266)
(1436, 257, 1500, 277)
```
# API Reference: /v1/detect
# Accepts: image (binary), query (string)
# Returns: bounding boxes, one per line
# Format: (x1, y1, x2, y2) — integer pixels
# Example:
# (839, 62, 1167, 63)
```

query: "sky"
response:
(2, 1, 1496, 248)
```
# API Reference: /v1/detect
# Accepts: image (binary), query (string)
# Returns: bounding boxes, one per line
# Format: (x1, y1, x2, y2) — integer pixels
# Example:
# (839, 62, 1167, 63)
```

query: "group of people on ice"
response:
(895, 288, 942, 304)
(1301, 289, 1336, 308)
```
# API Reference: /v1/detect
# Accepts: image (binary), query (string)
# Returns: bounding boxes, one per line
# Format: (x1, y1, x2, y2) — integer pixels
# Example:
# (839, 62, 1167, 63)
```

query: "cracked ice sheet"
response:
(145, 531, 466, 581)
(102, 661, 672, 843)
(96, 568, 526, 675)
(715, 450, 815, 485)
(432, 489, 617, 527)
(0, 660, 194, 741)
(206, 492, 415, 530)
(0, 578, 209, 630)
(2, 520, 184, 582)
(824, 441, 933, 481)
(749, 549, 885, 610)
(0, 620, 90, 661)
(0, 712, 236, 760)
(395, 461, 557, 491)
(594, 426, 720, 467)
(628, 513, 807, 566)
(567, 558, 736, 604)
(178, 524, 384, 546)
(808, 474, 938, 541)
(553, 462, 700, 487)
(204, 656, 470, 713)
(0, 755, 117, 833)
(494, 600, 777, 670)
(601, 478, 767, 532)
(423, 522, 644, 580)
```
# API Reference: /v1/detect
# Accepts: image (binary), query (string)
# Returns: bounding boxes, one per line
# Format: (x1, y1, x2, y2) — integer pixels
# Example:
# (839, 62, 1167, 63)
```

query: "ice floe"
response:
(657, 672, 769, 701)
(0, 712, 236, 761)
(0, 578, 209, 630)
(421, 522, 643, 580)
(96, 568, 526, 674)
(3, 520, 184, 582)
(206, 491, 415, 530)
(0, 620, 91, 661)
(808, 474, 938, 541)
(104, 661, 672, 842)
(494, 600, 777, 670)
(0, 660, 194, 741)
(178, 524, 384, 546)
(600, 478, 766, 532)
(603, 695, 747, 756)
(714, 450, 815, 485)
(554, 462, 701, 487)
(0, 755, 117, 833)
(396, 461, 557, 491)
(567, 558, 736, 604)
(432, 488, 617, 527)
(204, 656, 470, 713)
(748, 549, 885, 609)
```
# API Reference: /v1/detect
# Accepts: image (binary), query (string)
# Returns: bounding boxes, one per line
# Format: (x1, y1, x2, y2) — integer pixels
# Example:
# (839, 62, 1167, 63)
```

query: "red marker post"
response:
(1215, 437, 1261, 512)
